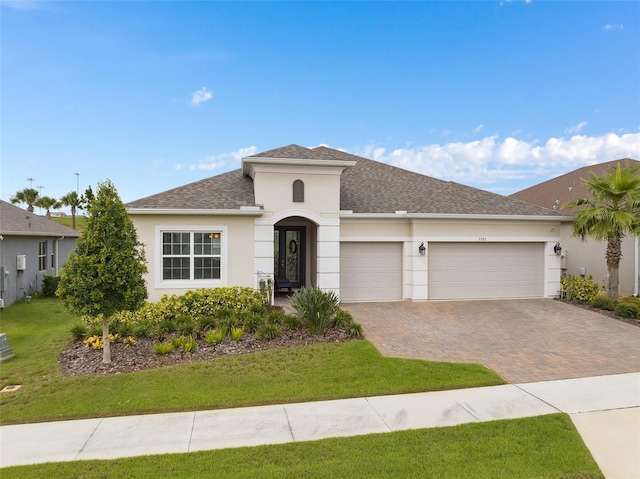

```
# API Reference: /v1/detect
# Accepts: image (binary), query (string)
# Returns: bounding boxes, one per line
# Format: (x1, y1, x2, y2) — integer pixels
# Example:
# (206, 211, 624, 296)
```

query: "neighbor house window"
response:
(161, 231, 221, 281)
(293, 179, 304, 202)
(38, 241, 47, 271)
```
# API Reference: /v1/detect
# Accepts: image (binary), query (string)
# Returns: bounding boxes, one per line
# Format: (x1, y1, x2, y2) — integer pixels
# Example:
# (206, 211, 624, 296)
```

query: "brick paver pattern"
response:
(342, 299, 640, 383)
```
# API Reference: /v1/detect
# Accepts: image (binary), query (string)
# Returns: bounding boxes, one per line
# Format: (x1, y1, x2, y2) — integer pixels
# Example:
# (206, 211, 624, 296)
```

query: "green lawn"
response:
(51, 215, 87, 232)
(0, 298, 504, 425)
(1, 414, 603, 478)
(0, 298, 603, 478)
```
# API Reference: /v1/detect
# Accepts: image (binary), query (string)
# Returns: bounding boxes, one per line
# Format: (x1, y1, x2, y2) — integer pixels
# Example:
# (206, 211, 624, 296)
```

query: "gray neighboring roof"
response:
(127, 144, 564, 217)
(510, 158, 640, 215)
(0, 200, 80, 237)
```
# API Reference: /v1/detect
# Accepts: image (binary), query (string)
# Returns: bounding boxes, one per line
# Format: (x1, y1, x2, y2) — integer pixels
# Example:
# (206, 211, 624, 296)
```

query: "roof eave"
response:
(242, 157, 357, 177)
(340, 212, 572, 221)
(126, 207, 264, 216)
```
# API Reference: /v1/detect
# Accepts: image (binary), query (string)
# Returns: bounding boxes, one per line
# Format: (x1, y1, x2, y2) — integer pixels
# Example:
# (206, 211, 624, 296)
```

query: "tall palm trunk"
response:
(605, 236, 622, 301)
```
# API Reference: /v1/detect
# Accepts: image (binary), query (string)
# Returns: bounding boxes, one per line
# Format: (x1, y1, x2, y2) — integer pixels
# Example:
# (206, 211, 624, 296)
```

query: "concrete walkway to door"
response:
(342, 299, 640, 384)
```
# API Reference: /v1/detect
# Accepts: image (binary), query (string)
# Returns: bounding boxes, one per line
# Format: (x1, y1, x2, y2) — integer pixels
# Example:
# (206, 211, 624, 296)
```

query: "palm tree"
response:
(564, 162, 640, 301)
(34, 196, 62, 219)
(10, 188, 39, 212)
(60, 191, 81, 230)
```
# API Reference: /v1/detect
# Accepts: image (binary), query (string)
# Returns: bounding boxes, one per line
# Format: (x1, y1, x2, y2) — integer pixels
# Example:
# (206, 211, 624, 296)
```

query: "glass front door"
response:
(274, 226, 305, 290)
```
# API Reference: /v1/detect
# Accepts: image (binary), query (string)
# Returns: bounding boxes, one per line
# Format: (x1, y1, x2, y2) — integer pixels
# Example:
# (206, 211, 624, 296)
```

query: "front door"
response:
(274, 226, 305, 290)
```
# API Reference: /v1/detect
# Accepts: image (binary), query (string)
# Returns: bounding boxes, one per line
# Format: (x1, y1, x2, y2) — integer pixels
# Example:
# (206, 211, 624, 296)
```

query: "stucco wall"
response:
(560, 222, 638, 295)
(130, 214, 256, 302)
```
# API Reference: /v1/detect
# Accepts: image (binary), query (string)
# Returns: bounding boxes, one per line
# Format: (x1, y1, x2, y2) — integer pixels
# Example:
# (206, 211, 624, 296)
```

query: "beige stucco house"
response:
(511, 158, 640, 297)
(126, 145, 566, 303)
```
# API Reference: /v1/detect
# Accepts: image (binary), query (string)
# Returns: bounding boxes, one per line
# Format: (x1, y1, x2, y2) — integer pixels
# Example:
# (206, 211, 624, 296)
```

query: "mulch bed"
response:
(558, 298, 640, 328)
(59, 329, 357, 377)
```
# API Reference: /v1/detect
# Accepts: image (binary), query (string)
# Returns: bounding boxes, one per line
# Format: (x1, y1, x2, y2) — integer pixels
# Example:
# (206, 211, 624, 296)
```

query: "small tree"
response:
(564, 162, 640, 301)
(60, 191, 81, 229)
(57, 180, 147, 363)
(10, 188, 39, 212)
(34, 196, 62, 219)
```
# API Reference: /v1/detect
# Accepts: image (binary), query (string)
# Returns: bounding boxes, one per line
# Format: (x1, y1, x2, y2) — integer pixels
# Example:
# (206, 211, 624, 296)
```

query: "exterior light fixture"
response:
(554, 242, 562, 255)
(418, 242, 426, 255)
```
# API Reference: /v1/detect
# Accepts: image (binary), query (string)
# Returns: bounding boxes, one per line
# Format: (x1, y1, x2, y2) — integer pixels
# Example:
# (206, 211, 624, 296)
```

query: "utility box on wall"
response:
(16, 255, 26, 271)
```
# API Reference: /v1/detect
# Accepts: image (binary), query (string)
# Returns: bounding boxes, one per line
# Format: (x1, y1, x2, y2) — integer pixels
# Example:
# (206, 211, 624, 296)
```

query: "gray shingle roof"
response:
(313, 147, 562, 216)
(510, 158, 640, 215)
(126, 169, 256, 210)
(127, 144, 564, 217)
(0, 200, 80, 237)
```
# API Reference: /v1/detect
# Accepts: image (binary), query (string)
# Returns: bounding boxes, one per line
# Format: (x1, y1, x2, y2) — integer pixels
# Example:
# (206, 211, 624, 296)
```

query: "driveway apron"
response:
(342, 299, 640, 383)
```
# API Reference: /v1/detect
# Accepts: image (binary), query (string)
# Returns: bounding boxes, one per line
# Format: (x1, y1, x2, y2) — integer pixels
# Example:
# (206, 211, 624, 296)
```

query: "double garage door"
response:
(428, 242, 544, 300)
(340, 241, 544, 302)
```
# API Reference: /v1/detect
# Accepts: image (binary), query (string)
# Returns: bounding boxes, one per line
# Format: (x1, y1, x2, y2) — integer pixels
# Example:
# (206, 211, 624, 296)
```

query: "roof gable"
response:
(510, 158, 640, 214)
(0, 200, 80, 237)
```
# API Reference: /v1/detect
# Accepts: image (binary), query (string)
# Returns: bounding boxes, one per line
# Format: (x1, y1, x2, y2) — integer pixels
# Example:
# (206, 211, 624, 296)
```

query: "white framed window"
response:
(156, 226, 227, 288)
(38, 241, 47, 271)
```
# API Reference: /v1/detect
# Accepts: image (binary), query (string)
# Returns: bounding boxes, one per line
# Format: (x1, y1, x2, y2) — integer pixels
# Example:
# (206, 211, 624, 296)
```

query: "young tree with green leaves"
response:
(60, 191, 81, 229)
(10, 187, 39, 212)
(57, 180, 148, 363)
(564, 162, 640, 301)
(34, 196, 62, 219)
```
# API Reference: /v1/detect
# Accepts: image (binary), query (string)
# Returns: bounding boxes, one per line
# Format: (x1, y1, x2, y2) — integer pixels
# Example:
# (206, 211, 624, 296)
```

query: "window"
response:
(38, 241, 47, 271)
(161, 231, 221, 281)
(293, 179, 304, 202)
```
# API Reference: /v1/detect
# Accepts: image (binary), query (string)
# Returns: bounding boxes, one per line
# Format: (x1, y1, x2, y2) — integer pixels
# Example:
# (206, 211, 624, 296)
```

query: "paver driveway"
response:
(342, 299, 640, 383)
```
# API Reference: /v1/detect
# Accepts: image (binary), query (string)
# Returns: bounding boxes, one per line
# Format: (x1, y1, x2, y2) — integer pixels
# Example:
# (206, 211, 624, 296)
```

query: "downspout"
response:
(56, 236, 65, 276)
(635, 236, 639, 297)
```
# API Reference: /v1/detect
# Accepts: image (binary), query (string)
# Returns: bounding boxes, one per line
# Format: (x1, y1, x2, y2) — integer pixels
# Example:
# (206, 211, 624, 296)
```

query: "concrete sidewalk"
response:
(1, 372, 639, 477)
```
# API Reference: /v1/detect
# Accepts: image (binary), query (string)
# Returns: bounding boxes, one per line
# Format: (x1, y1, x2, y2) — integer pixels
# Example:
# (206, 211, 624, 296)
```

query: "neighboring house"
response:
(0, 200, 80, 308)
(126, 144, 566, 303)
(510, 158, 640, 296)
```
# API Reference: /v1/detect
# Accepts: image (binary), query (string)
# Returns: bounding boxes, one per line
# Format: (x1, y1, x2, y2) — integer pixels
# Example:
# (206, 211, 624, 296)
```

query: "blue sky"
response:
(2, 0, 639, 210)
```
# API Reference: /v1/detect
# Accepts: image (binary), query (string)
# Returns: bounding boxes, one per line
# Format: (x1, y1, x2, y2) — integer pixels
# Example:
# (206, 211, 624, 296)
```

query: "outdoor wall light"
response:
(554, 242, 562, 255)
(418, 242, 426, 255)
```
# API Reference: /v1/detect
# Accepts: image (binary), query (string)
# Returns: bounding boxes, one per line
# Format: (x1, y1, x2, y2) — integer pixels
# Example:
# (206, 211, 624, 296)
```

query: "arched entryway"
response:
(274, 216, 317, 292)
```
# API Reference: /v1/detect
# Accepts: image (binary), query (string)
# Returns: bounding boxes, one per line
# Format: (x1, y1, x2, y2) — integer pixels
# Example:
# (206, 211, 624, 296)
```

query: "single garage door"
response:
(428, 242, 544, 300)
(340, 242, 402, 302)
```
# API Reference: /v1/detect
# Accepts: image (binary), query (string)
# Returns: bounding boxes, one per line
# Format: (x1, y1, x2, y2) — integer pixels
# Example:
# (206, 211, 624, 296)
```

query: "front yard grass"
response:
(0, 298, 504, 425)
(1, 414, 603, 478)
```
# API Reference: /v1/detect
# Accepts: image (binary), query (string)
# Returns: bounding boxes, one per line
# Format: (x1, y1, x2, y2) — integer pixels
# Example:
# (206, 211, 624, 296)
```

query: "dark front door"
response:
(274, 226, 305, 290)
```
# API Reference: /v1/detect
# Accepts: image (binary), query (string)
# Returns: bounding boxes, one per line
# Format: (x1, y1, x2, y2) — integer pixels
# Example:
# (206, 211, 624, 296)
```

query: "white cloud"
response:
(353, 131, 640, 192)
(184, 146, 258, 171)
(603, 24, 623, 31)
(475, 124, 484, 133)
(190, 87, 213, 107)
(565, 121, 587, 134)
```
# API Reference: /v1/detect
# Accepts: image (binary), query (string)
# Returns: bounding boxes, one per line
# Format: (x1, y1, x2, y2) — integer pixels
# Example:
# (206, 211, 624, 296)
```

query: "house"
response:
(126, 144, 566, 303)
(0, 200, 80, 308)
(510, 158, 640, 296)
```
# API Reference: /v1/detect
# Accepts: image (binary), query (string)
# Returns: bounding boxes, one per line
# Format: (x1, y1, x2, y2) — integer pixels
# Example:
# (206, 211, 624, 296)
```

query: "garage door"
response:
(340, 242, 402, 302)
(428, 242, 544, 300)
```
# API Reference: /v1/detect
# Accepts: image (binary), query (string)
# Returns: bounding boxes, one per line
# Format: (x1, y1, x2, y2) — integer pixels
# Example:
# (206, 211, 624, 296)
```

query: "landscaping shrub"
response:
(230, 326, 244, 341)
(267, 309, 285, 325)
(347, 322, 364, 338)
(256, 322, 281, 340)
(560, 275, 600, 302)
(41, 274, 60, 297)
(615, 300, 640, 319)
(282, 314, 300, 330)
(181, 335, 197, 353)
(239, 312, 263, 333)
(332, 309, 354, 329)
(290, 287, 340, 334)
(153, 342, 174, 355)
(180, 287, 264, 320)
(198, 315, 216, 332)
(589, 294, 615, 311)
(176, 315, 195, 336)
(204, 328, 227, 345)
(70, 323, 87, 340)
